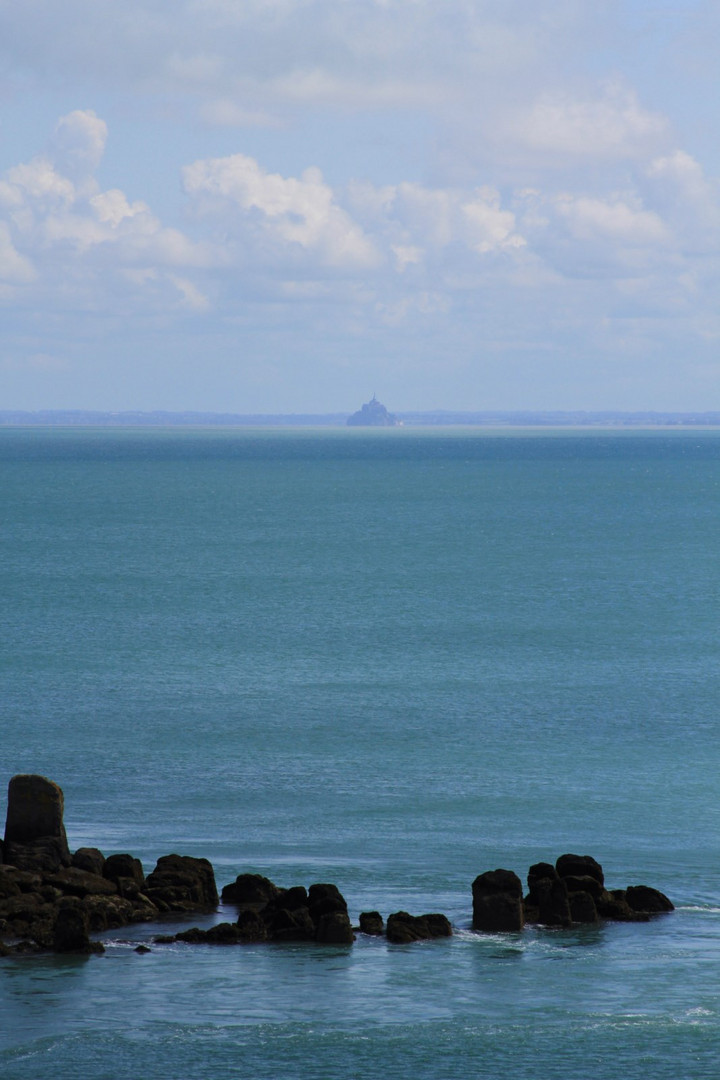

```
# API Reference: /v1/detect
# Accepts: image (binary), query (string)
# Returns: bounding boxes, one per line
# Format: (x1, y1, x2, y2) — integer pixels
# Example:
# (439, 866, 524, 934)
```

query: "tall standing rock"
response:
(3, 774, 71, 872)
(472, 869, 525, 932)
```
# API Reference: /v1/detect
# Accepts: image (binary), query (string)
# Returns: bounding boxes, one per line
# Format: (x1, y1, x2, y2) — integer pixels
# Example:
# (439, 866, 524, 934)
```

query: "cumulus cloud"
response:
(0, 110, 215, 311)
(183, 153, 380, 268)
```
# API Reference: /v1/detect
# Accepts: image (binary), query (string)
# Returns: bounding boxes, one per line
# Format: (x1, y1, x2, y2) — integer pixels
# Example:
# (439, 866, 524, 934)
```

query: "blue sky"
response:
(0, 0, 718, 413)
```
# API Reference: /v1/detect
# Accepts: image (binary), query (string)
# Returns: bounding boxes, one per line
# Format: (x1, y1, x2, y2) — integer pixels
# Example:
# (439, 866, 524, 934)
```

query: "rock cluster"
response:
(472, 854, 674, 932)
(0, 775, 218, 955)
(161, 876, 355, 946)
(0, 776, 674, 956)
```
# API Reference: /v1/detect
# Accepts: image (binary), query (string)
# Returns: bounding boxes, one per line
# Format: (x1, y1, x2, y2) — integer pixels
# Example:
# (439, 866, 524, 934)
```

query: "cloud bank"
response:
(0, 1, 718, 410)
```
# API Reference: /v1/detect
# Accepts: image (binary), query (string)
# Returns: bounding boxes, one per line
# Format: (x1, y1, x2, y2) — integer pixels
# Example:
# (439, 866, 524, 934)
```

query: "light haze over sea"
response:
(2, 426, 720, 1079)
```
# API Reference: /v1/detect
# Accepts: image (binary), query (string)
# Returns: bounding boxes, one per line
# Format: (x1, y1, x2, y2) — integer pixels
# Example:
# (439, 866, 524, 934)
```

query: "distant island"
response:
(346, 395, 401, 427)
(3, 409, 720, 427)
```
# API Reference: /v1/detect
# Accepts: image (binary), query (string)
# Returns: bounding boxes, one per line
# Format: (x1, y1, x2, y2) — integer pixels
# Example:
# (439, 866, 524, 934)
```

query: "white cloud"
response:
(554, 195, 669, 246)
(512, 83, 669, 161)
(0, 110, 216, 313)
(183, 153, 380, 267)
(49, 110, 108, 181)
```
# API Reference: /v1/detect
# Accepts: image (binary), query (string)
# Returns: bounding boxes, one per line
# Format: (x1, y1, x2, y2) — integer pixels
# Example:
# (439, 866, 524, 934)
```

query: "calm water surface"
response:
(1, 428, 719, 1078)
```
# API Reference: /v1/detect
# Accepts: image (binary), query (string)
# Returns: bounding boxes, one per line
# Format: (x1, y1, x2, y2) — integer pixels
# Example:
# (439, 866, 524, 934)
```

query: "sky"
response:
(0, 0, 719, 414)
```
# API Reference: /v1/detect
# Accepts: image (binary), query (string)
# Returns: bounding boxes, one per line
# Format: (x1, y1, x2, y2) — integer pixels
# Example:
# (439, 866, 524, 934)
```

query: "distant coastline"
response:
(3, 409, 720, 427)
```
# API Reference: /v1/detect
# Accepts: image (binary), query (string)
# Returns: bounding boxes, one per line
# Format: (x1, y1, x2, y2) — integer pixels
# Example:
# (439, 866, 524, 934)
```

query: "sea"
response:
(1, 426, 719, 1079)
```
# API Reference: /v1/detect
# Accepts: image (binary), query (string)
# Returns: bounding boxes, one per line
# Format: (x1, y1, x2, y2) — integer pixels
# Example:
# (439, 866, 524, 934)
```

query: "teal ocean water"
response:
(1, 427, 719, 1078)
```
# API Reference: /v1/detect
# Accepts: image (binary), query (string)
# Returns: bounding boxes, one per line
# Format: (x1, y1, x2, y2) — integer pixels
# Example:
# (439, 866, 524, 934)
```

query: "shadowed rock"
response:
(472, 869, 524, 932)
(525, 863, 571, 928)
(3, 775, 71, 873)
(556, 854, 604, 887)
(625, 885, 674, 914)
(72, 848, 106, 877)
(144, 854, 218, 912)
(359, 911, 384, 936)
(53, 900, 103, 954)
(221, 873, 282, 908)
(386, 911, 452, 944)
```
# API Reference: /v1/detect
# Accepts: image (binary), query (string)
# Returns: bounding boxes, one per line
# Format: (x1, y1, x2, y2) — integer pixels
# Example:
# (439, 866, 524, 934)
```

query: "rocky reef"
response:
(0, 775, 673, 956)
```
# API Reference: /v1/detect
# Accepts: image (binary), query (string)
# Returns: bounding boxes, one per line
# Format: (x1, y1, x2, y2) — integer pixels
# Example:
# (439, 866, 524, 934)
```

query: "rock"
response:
(472, 869, 525, 932)
(44, 867, 118, 898)
(72, 848, 106, 877)
(236, 909, 268, 942)
(595, 889, 647, 922)
(53, 901, 103, 953)
(525, 863, 571, 928)
(625, 885, 674, 914)
(103, 854, 144, 888)
(221, 872, 281, 908)
(386, 911, 452, 944)
(562, 874, 605, 900)
(3, 775, 71, 873)
(144, 854, 218, 912)
(556, 854, 604, 887)
(263, 904, 316, 942)
(359, 911, 384, 936)
(568, 891, 599, 924)
(135, 944, 151, 954)
(308, 883, 348, 922)
(315, 911, 354, 944)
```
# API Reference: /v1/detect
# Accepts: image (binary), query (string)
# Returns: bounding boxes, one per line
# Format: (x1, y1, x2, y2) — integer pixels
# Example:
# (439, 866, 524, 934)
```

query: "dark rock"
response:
(103, 854, 144, 889)
(569, 891, 599, 924)
(472, 869, 525, 932)
(386, 911, 452, 944)
(625, 885, 674, 914)
(264, 905, 316, 942)
(205, 922, 242, 944)
(279, 886, 309, 911)
(175, 926, 208, 943)
(315, 911, 354, 944)
(308, 883, 348, 923)
(359, 911, 384, 936)
(236, 909, 268, 942)
(82, 894, 136, 932)
(135, 944, 151, 954)
(525, 863, 571, 928)
(556, 854, 604, 887)
(144, 854, 218, 912)
(72, 848, 106, 877)
(4, 774, 70, 848)
(562, 874, 605, 900)
(53, 902, 103, 953)
(3, 837, 71, 874)
(221, 872, 281, 908)
(595, 889, 647, 922)
(44, 867, 117, 898)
